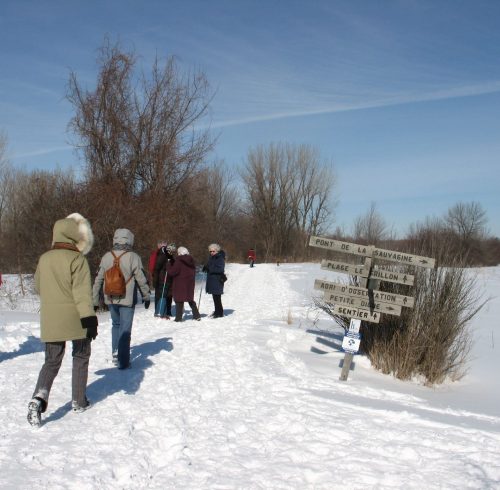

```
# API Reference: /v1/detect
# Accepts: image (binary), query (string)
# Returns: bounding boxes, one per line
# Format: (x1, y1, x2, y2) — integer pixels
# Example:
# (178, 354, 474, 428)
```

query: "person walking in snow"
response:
(167, 246, 201, 322)
(148, 239, 167, 288)
(27, 213, 98, 427)
(92, 228, 150, 369)
(202, 243, 226, 318)
(153, 243, 176, 318)
(247, 248, 256, 268)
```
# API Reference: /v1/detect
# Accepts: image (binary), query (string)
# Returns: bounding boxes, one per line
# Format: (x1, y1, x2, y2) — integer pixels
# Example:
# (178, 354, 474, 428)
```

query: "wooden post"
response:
(339, 257, 372, 381)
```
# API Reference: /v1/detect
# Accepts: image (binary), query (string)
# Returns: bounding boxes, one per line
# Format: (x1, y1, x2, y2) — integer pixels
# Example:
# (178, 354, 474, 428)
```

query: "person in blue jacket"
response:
(202, 243, 226, 318)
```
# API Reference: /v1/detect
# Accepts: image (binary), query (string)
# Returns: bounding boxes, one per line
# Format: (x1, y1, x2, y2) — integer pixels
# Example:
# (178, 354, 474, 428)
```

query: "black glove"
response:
(81, 316, 98, 340)
(94, 305, 99, 312)
(202, 265, 208, 273)
(144, 299, 150, 309)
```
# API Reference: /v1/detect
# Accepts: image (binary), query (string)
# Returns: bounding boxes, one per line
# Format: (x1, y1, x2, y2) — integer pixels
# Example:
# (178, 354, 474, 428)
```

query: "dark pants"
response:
(33, 339, 91, 411)
(212, 294, 223, 317)
(175, 301, 201, 322)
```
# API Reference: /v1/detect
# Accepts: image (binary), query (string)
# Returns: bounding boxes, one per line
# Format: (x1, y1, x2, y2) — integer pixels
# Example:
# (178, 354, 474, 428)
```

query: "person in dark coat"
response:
(153, 243, 176, 318)
(167, 246, 201, 322)
(203, 243, 225, 318)
(148, 240, 167, 288)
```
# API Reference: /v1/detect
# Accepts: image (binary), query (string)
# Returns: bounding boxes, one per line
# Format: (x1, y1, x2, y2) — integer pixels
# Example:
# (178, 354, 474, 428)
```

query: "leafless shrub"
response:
(314, 244, 487, 384)
(361, 263, 485, 384)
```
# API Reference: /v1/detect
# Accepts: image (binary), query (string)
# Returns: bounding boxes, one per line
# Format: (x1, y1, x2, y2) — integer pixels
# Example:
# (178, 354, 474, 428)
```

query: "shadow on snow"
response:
(0, 335, 43, 363)
(42, 337, 173, 425)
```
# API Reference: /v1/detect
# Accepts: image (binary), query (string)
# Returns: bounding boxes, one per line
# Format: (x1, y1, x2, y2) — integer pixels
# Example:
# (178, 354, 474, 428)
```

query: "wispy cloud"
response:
(212, 81, 500, 128)
(14, 146, 72, 159)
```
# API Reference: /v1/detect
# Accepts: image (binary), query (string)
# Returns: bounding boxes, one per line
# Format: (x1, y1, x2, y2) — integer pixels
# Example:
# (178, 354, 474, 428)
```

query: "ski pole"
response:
(197, 270, 205, 310)
(158, 270, 168, 316)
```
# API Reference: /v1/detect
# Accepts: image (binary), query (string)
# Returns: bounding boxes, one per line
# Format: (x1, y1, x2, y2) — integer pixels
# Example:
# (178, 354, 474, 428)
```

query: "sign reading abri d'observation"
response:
(313, 279, 415, 308)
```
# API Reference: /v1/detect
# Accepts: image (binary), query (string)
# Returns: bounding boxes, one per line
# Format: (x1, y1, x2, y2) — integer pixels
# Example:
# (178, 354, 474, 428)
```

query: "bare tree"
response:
(67, 38, 215, 197)
(444, 201, 488, 265)
(290, 145, 336, 255)
(241, 143, 336, 261)
(1, 168, 78, 273)
(201, 161, 240, 240)
(0, 131, 13, 236)
(353, 202, 389, 245)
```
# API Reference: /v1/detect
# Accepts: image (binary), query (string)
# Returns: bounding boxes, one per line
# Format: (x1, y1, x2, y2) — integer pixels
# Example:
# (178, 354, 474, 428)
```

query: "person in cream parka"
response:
(27, 213, 98, 427)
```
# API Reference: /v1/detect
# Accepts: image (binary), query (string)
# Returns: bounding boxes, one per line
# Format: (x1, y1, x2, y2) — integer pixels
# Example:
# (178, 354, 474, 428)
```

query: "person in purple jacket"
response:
(167, 246, 201, 322)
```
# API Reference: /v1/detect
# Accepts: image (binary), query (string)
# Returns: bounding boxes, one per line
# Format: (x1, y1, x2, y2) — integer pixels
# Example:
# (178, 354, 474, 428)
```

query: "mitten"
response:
(144, 299, 151, 309)
(81, 316, 98, 340)
(202, 265, 208, 273)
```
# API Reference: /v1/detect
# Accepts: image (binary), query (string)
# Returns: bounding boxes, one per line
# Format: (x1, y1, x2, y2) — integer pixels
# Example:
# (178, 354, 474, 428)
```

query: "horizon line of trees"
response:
(0, 40, 499, 276)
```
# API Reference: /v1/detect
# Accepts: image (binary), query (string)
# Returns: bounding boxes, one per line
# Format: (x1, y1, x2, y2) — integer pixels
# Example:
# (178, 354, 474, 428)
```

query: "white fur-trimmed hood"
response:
(51, 213, 94, 255)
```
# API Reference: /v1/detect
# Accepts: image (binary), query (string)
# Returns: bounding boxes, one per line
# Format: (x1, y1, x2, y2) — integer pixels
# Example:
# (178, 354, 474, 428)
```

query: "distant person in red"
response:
(247, 248, 256, 268)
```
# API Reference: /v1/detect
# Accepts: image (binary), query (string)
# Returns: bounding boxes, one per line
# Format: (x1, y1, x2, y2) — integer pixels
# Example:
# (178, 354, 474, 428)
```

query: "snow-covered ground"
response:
(0, 263, 499, 489)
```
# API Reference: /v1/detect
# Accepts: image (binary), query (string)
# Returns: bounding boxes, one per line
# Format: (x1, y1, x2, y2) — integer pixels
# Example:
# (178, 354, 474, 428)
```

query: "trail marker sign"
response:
(309, 235, 434, 381)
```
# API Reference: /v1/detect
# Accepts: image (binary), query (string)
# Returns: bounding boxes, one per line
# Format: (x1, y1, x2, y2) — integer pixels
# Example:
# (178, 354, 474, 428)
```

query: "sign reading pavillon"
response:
(309, 235, 435, 380)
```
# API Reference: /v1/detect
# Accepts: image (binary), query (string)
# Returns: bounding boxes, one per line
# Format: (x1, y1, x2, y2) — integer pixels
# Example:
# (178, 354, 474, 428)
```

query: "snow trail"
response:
(1, 264, 500, 488)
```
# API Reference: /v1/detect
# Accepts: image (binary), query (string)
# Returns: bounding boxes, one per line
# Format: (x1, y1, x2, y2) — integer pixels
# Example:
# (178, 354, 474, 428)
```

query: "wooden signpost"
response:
(309, 235, 435, 381)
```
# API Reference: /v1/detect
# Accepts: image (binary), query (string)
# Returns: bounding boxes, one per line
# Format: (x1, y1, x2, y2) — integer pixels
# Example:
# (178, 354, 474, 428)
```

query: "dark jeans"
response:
(212, 294, 223, 317)
(175, 301, 201, 321)
(33, 339, 91, 410)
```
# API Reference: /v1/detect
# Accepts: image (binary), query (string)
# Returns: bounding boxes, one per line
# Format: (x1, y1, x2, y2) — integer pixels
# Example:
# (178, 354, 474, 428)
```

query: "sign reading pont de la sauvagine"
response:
(309, 235, 435, 380)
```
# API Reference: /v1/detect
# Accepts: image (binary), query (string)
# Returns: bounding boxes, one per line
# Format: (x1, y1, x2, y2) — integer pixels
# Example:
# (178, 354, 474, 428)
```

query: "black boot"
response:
(175, 302, 184, 322)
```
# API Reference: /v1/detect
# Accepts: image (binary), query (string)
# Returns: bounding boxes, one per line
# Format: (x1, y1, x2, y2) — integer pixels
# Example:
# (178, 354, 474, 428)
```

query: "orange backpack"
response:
(104, 251, 131, 296)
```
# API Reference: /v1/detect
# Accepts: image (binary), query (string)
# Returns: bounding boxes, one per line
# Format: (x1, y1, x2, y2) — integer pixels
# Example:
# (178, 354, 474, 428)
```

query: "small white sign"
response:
(348, 319, 361, 334)
(342, 334, 361, 353)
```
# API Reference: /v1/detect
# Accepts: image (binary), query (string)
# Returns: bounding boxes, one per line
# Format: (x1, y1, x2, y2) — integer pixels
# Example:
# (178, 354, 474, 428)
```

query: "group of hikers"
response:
(26, 213, 228, 427)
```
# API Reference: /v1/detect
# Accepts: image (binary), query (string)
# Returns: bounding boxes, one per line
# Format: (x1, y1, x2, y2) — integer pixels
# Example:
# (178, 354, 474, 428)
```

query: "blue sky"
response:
(1, 0, 499, 237)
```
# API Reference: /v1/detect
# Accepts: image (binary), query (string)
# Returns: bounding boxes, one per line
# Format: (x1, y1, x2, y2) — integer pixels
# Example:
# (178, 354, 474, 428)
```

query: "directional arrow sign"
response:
(372, 247, 435, 269)
(324, 292, 402, 316)
(330, 304, 380, 323)
(314, 279, 415, 308)
(320, 259, 369, 277)
(370, 268, 415, 286)
(309, 235, 374, 257)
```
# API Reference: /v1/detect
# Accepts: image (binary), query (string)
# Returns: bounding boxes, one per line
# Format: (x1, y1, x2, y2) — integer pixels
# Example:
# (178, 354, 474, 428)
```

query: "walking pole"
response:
(197, 280, 203, 310)
(158, 272, 168, 317)
(197, 270, 205, 310)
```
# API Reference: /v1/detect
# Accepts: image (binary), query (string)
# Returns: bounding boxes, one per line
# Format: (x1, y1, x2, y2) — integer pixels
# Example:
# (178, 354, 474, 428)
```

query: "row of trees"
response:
(0, 40, 498, 276)
(0, 41, 335, 275)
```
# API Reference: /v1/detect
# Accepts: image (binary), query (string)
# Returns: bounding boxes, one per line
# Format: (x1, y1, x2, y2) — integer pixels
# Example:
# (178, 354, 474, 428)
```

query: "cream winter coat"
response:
(35, 213, 95, 342)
